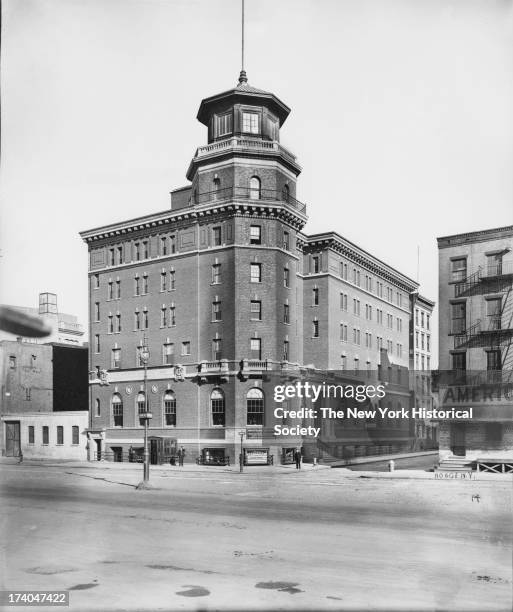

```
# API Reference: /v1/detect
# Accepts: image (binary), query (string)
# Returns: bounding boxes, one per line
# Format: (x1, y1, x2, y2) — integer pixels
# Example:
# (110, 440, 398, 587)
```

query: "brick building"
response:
(410, 293, 437, 448)
(80, 72, 423, 464)
(437, 225, 513, 471)
(0, 340, 88, 458)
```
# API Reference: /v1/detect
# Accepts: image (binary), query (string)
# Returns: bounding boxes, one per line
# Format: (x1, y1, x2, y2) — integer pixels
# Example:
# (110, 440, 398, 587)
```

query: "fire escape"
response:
(453, 260, 513, 382)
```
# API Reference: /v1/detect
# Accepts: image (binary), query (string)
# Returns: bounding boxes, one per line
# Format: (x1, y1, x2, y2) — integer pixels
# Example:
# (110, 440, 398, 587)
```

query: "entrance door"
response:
(95, 439, 102, 461)
(451, 423, 466, 456)
(150, 439, 160, 465)
(5, 421, 21, 457)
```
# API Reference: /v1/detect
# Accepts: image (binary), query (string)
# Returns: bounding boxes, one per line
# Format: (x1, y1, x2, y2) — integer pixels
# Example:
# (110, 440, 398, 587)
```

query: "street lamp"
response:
(137, 337, 152, 488)
(238, 429, 245, 473)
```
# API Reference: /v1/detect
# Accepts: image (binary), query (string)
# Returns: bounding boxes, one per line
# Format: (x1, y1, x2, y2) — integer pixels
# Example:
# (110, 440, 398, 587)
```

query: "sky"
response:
(2, 0, 513, 364)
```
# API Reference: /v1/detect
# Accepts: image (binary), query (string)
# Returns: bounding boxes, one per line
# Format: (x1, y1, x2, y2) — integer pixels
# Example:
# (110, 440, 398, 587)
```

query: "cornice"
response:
(80, 201, 307, 244)
(304, 232, 418, 293)
(437, 225, 513, 248)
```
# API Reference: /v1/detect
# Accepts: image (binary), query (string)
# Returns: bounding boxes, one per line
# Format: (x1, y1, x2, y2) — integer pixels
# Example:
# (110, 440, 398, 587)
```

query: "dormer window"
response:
(242, 112, 259, 134)
(216, 112, 232, 137)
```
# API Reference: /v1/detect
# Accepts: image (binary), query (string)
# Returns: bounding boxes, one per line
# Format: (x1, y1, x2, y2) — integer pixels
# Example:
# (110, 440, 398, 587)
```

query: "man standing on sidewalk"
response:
(294, 448, 302, 470)
(178, 446, 186, 466)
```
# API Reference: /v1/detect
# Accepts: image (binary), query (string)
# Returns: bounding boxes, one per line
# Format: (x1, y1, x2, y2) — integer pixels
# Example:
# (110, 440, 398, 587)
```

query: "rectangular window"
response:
(95, 334, 100, 353)
(212, 338, 222, 361)
(340, 293, 348, 311)
(169, 306, 176, 326)
(312, 320, 319, 338)
(313, 288, 319, 306)
(72, 426, 79, 445)
(216, 112, 233, 136)
(108, 281, 114, 300)
(452, 352, 466, 371)
(161, 237, 168, 256)
(426, 314, 430, 330)
(94, 302, 100, 321)
(134, 277, 140, 296)
(93, 274, 100, 289)
(212, 264, 221, 284)
(111, 348, 121, 369)
(115, 280, 121, 299)
(115, 314, 121, 333)
(108, 315, 114, 334)
(134, 311, 141, 330)
(170, 235, 176, 253)
(451, 258, 467, 282)
(57, 426, 63, 445)
(109, 248, 115, 266)
(242, 112, 259, 134)
(161, 307, 167, 327)
(353, 299, 360, 316)
(250, 300, 262, 320)
(117, 246, 123, 264)
(212, 301, 222, 321)
(312, 256, 320, 273)
(250, 225, 261, 244)
(143, 241, 149, 259)
(451, 302, 466, 334)
(421, 333, 425, 350)
(213, 227, 222, 246)
(283, 304, 290, 324)
(487, 298, 502, 330)
(353, 328, 360, 345)
(28, 426, 34, 444)
(426, 335, 430, 351)
(142, 275, 148, 294)
(160, 273, 167, 292)
(143, 311, 149, 329)
(134, 242, 140, 261)
(421, 312, 425, 327)
(283, 231, 290, 251)
(42, 426, 49, 445)
(164, 396, 176, 426)
(250, 263, 262, 283)
(181, 341, 191, 356)
(169, 270, 175, 290)
(283, 340, 289, 361)
(283, 267, 290, 288)
(250, 338, 262, 360)
(487, 350, 501, 371)
(163, 342, 174, 365)
(340, 323, 347, 341)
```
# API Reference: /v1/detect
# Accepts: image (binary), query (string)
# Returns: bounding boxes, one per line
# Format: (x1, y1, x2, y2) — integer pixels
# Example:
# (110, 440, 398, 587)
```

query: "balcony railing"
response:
(481, 261, 513, 280)
(191, 185, 306, 215)
(195, 136, 297, 165)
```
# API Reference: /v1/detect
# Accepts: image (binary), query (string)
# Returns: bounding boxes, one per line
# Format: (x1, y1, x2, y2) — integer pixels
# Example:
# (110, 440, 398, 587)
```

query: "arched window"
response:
(249, 176, 261, 200)
(95, 398, 101, 417)
(213, 177, 221, 201)
(247, 388, 264, 425)
(211, 388, 225, 426)
(112, 394, 123, 427)
(164, 391, 176, 426)
(137, 392, 146, 425)
(282, 184, 290, 202)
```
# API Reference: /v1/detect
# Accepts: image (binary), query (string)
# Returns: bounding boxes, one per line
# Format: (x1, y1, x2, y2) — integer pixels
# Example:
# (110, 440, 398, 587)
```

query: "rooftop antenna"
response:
(239, 0, 247, 83)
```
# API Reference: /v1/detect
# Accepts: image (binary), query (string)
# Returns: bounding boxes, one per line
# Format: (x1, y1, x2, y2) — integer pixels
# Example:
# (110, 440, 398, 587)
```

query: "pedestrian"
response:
(179, 446, 186, 467)
(294, 448, 302, 470)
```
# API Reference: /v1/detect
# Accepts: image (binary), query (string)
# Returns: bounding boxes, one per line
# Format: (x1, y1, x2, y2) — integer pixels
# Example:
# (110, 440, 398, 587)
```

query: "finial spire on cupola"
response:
(238, 0, 248, 85)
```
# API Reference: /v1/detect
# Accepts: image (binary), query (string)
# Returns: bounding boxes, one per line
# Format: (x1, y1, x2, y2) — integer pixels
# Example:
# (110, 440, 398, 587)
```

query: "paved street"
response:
(0, 462, 511, 611)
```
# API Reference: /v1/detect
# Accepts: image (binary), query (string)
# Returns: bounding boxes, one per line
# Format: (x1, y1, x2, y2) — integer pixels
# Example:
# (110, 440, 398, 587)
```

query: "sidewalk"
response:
(0, 456, 329, 475)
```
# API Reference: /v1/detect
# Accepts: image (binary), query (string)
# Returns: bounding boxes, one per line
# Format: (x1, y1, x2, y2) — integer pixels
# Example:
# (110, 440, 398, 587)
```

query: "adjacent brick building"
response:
(0, 340, 88, 458)
(80, 72, 424, 464)
(437, 225, 513, 471)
